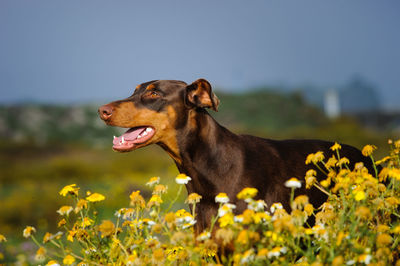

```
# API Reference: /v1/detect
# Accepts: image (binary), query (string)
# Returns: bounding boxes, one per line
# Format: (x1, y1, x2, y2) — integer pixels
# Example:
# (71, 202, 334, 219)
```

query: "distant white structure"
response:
(324, 89, 340, 119)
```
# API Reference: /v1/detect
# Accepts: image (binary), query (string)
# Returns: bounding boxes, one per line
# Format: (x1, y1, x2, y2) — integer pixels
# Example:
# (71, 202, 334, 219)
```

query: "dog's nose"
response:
(98, 104, 114, 121)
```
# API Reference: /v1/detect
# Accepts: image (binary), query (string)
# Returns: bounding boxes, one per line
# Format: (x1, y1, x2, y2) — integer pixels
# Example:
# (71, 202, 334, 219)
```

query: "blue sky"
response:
(0, 1, 399, 109)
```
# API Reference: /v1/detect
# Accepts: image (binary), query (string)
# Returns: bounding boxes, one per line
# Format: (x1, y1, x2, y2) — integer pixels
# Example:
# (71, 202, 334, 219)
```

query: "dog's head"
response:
(98, 79, 219, 154)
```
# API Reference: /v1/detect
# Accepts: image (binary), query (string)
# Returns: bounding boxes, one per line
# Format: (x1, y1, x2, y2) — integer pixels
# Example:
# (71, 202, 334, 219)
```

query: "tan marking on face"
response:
(135, 84, 141, 89)
(146, 84, 156, 91)
(109, 102, 181, 164)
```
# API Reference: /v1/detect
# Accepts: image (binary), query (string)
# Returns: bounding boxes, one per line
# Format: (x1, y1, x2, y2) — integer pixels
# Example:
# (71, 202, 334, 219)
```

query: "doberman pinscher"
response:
(98, 79, 373, 233)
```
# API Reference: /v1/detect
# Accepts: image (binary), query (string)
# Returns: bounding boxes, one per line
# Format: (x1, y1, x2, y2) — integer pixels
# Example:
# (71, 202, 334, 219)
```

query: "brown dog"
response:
(99, 79, 373, 233)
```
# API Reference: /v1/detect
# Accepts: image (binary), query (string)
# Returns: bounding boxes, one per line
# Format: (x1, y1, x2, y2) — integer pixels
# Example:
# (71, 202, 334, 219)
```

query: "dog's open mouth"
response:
(112, 126, 155, 152)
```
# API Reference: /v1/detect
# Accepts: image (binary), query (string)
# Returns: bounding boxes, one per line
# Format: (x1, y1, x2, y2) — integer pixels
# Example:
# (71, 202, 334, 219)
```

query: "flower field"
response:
(1, 140, 400, 265)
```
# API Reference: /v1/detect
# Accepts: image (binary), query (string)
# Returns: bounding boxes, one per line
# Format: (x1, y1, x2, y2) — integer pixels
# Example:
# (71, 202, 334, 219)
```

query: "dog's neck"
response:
(159, 108, 241, 201)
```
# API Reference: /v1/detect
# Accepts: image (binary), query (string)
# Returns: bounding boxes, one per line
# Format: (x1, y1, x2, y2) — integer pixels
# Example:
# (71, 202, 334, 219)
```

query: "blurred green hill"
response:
(1, 90, 396, 147)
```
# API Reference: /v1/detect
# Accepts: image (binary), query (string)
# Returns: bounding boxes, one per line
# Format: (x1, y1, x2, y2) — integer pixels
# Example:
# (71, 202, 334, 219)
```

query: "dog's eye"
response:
(148, 91, 160, 98)
(143, 90, 161, 100)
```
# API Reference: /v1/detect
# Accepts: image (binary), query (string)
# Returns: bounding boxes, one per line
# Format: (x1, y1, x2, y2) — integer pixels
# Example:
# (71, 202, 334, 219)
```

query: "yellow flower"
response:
(388, 168, 400, 181)
(81, 217, 94, 228)
(355, 206, 371, 220)
(126, 252, 137, 263)
(196, 231, 211, 241)
(336, 231, 348, 246)
(35, 246, 46, 261)
(354, 190, 366, 201)
(305, 153, 314, 164)
(153, 184, 167, 195)
(358, 254, 372, 264)
(284, 178, 301, 188)
(148, 194, 163, 208)
(186, 193, 202, 204)
(146, 176, 160, 186)
(320, 178, 331, 188)
(362, 145, 377, 157)
(304, 203, 314, 216)
(330, 142, 341, 151)
(325, 156, 338, 169)
(241, 249, 255, 263)
(75, 199, 88, 213)
(57, 205, 73, 216)
(215, 228, 234, 245)
(234, 214, 244, 223)
(385, 196, 400, 207)
(166, 246, 184, 261)
(67, 230, 76, 242)
(376, 225, 390, 233)
(305, 170, 317, 189)
(267, 246, 287, 258)
(306, 151, 325, 165)
(313, 151, 325, 163)
(165, 212, 176, 224)
(254, 212, 271, 224)
(257, 248, 269, 259)
(86, 192, 105, 202)
(242, 209, 256, 224)
(152, 248, 165, 262)
(218, 203, 236, 217)
(304, 228, 313, 235)
(175, 173, 191, 184)
(236, 230, 249, 245)
(130, 190, 145, 208)
(218, 213, 234, 227)
(270, 202, 283, 213)
(215, 192, 230, 203)
(98, 220, 115, 237)
(336, 157, 350, 167)
(237, 187, 258, 200)
(332, 256, 344, 266)
(43, 232, 52, 243)
(59, 184, 79, 197)
(376, 233, 392, 246)
(23, 226, 36, 238)
(292, 195, 309, 210)
(58, 218, 66, 228)
(46, 260, 60, 266)
(379, 167, 390, 182)
(392, 225, 400, 234)
(201, 246, 217, 258)
(0, 234, 6, 242)
(175, 209, 194, 222)
(63, 254, 75, 265)
(375, 156, 391, 165)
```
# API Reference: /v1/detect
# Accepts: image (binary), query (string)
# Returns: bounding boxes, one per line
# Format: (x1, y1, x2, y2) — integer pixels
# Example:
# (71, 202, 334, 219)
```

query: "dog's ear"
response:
(185, 79, 220, 112)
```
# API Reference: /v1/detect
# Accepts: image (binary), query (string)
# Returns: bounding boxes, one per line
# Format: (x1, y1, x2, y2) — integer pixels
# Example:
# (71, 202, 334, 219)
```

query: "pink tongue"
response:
(113, 127, 146, 145)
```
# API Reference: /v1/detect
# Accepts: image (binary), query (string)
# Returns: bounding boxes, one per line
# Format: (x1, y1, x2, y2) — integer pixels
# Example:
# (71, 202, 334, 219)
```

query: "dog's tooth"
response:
(146, 127, 152, 132)
(137, 135, 142, 139)
(122, 137, 125, 143)
(113, 136, 116, 139)
(142, 131, 148, 136)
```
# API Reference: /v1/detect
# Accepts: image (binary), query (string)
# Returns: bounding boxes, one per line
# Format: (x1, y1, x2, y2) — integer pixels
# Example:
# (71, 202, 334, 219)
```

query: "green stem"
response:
(314, 163, 329, 176)
(290, 188, 295, 208)
(209, 203, 221, 233)
(313, 183, 331, 196)
(370, 155, 378, 177)
(165, 185, 183, 213)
